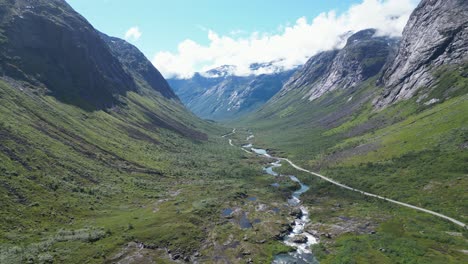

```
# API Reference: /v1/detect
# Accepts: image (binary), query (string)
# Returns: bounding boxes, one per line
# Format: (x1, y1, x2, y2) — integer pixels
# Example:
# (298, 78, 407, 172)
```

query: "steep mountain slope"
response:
(169, 67, 295, 121)
(0, 0, 137, 110)
(99, 32, 178, 100)
(375, 0, 468, 108)
(238, 0, 468, 262)
(0, 1, 296, 263)
(272, 28, 398, 105)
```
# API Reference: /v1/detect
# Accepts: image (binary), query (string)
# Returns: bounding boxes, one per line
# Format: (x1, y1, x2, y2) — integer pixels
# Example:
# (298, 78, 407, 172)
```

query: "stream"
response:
(248, 141, 319, 264)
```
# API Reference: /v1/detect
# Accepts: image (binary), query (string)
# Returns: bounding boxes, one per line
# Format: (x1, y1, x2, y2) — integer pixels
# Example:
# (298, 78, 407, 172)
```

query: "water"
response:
(222, 208, 233, 217)
(255, 147, 319, 264)
(239, 212, 253, 229)
(264, 160, 282, 176)
(251, 148, 271, 157)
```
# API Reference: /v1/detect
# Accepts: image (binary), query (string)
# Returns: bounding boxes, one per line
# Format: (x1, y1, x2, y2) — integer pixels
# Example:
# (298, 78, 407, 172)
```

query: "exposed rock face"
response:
(305, 29, 398, 101)
(99, 33, 178, 100)
(169, 69, 295, 120)
(375, 0, 468, 108)
(0, 0, 137, 109)
(278, 50, 338, 97)
(277, 29, 398, 102)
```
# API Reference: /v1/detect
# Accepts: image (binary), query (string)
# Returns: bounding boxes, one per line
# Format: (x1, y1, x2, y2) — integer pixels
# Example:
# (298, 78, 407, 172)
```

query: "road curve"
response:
(224, 129, 467, 229)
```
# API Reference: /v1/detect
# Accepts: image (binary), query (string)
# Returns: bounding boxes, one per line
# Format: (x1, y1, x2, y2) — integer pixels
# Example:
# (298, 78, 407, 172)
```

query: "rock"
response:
(375, 0, 468, 108)
(256, 239, 266, 244)
(246, 258, 253, 263)
(290, 208, 303, 218)
(275, 225, 292, 240)
(292, 235, 308, 244)
(242, 250, 251, 255)
(143, 243, 157, 249)
(320, 232, 333, 239)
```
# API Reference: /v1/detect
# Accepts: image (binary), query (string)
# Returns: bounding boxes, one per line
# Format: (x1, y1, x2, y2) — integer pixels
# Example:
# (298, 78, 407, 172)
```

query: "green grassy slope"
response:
(236, 65, 468, 263)
(0, 80, 296, 263)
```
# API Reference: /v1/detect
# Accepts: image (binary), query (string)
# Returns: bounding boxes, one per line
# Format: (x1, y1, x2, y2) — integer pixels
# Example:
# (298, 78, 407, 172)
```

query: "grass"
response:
(0, 79, 299, 263)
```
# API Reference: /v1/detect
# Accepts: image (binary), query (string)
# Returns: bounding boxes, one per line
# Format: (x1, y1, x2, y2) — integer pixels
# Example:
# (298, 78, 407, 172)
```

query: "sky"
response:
(66, 0, 419, 79)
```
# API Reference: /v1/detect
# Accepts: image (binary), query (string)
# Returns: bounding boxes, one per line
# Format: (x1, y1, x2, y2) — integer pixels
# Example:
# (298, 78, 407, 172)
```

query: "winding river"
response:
(249, 143, 319, 263)
(222, 128, 466, 262)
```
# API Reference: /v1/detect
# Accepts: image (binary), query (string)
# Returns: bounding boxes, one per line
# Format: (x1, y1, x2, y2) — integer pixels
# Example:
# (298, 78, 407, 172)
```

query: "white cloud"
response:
(124, 26, 142, 41)
(153, 0, 418, 79)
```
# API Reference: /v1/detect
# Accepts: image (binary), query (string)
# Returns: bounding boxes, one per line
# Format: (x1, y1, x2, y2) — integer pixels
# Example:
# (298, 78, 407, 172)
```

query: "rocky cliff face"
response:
(277, 29, 398, 102)
(375, 0, 468, 108)
(99, 33, 178, 100)
(0, 0, 137, 109)
(278, 50, 338, 97)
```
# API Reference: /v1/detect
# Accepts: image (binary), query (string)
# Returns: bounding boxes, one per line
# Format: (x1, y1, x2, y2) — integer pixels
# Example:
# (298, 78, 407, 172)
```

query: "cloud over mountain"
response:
(153, 0, 418, 79)
(124, 26, 142, 41)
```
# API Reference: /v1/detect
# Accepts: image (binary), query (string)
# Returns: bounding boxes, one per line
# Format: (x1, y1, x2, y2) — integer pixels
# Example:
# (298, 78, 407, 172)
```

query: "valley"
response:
(0, 0, 467, 263)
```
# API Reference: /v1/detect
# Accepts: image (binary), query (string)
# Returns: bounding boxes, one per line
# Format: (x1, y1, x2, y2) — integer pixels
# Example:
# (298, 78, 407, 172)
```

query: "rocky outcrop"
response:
(0, 0, 137, 109)
(99, 33, 178, 100)
(375, 0, 468, 108)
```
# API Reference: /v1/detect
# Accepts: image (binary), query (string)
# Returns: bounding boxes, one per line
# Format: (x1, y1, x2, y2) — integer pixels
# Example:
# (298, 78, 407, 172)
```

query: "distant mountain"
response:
(203, 64, 237, 78)
(169, 68, 296, 120)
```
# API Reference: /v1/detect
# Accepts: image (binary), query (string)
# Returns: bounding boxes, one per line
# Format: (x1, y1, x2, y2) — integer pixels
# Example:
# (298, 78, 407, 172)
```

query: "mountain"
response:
(203, 64, 237, 78)
(0, 1, 297, 263)
(275, 28, 399, 103)
(99, 32, 178, 100)
(375, 0, 468, 107)
(239, 0, 467, 262)
(1, 0, 468, 263)
(169, 67, 295, 120)
(0, 0, 138, 110)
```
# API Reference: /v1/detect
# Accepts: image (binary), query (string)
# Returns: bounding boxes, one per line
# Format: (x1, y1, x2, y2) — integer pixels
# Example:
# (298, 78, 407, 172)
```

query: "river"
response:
(248, 144, 319, 264)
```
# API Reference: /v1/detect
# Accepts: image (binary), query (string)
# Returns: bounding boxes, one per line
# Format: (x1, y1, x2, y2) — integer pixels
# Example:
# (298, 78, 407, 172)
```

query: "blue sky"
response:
(67, 0, 360, 55)
(67, 0, 418, 78)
